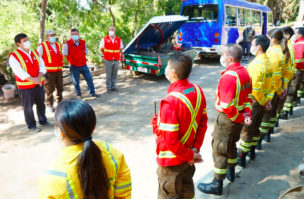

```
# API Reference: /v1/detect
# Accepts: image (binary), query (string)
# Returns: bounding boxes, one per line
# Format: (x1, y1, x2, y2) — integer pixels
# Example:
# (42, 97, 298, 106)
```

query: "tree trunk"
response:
(264, 0, 275, 25)
(297, 0, 304, 25)
(132, 0, 140, 38)
(39, 0, 48, 43)
(108, 0, 115, 26)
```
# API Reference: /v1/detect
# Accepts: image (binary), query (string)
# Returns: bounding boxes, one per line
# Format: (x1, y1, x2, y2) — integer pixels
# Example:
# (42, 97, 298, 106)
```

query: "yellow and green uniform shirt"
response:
(266, 45, 285, 95)
(247, 54, 273, 106)
(38, 141, 132, 199)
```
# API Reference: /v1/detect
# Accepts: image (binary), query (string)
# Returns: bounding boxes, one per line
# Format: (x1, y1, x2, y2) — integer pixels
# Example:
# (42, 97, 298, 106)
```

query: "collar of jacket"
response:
(295, 37, 304, 43)
(255, 53, 267, 60)
(224, 62, 242, 74)
(167, 78, 190, 94)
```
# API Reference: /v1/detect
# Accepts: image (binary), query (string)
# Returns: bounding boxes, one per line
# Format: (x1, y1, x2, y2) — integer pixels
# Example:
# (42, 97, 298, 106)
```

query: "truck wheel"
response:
(130, 71, 140, 77)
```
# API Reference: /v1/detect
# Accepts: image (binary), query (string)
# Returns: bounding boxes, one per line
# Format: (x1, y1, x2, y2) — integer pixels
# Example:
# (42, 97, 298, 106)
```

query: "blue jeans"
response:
(70, 65, 95, 96)
(242, 42, 251, 57)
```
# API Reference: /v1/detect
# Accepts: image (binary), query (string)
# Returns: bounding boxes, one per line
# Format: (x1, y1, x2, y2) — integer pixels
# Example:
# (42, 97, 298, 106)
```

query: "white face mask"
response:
(22, 41, 31, 49)
(220, 55, 228, 68)
(109, 31, 115, 36)
(250, 46, 257, 56)
(165, 66, 173, 81)
(291, 35, 296, 45)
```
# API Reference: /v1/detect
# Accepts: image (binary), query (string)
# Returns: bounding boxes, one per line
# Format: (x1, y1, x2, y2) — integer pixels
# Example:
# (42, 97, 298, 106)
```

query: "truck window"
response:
(225, 6, 237, 27)
(252, 10, 261, 27)
(182, 4, 218, 22)
(238, 8, 250, 27)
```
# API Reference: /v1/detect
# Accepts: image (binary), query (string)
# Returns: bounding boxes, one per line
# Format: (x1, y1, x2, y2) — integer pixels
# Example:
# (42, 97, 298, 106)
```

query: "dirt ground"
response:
(0, 57, 304, 199)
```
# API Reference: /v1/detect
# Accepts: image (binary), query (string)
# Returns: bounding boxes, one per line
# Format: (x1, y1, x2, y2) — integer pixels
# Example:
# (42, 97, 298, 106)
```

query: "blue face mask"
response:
(49, 37, 56, 43)
(72, 35, 79, 41)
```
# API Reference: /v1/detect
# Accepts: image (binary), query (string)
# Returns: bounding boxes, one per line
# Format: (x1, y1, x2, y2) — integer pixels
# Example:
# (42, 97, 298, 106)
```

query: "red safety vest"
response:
(103, 36, 121, 61)
(66, 39, 87, 67)
(154, 79, 208, 166)
(9, 49, 44, 89)
(215, 63, 252, 123)
(293, 37, 304, 71)
(39, 41, 63, 72)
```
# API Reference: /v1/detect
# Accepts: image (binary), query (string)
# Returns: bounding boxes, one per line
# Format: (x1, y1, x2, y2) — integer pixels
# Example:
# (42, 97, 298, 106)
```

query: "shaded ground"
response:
(0, 57, 303, 199)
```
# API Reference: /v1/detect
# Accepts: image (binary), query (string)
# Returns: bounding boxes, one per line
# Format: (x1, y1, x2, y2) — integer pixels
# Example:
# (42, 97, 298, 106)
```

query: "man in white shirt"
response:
(37, 30, 64, 113)
(9, 33, 53, 132)
(100, 26, 124, 94)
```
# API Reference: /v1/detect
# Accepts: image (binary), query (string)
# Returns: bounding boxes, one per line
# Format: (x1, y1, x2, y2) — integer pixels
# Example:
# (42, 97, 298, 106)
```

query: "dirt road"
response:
(0, 58, 303, 199)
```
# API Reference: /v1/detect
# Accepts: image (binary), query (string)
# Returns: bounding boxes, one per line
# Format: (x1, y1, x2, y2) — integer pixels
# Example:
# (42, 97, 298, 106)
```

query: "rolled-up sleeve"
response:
(39, 57, 46, 74)
(9, 55, 30, 81)
(63, 43, 68, 56)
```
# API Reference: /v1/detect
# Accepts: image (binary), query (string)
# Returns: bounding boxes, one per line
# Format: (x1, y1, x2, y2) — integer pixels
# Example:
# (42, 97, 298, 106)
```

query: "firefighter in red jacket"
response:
(63, 29, 99, 99)
(37, 30, 64, 112)
(198, 44, 252, 196)
(293, 27, 304, 103)
(152, 53, 208, 199)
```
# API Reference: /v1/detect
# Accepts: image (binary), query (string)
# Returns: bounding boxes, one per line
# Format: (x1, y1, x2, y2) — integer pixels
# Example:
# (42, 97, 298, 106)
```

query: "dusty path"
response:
(0, 57, 303, 199)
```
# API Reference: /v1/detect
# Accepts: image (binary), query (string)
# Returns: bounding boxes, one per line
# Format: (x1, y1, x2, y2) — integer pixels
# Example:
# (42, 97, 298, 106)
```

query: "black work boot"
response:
(298, 97, 301, 105)
(275, 120, 279, 127)
(226, 167, 235, 182)
(256, 138, 262, 150)
(248, 146, 256, 160)
(237, 150, 247, 168)
(279, 111, 288, 120)
(290, 107, 294, 115)
(263, 131, 271, 143)
(198, 178, 223, 196)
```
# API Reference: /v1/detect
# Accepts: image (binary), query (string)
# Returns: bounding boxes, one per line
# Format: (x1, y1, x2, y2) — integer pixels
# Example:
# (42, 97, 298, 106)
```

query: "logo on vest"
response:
(33, 57, 37, 60)
(25, 60, 29, 62)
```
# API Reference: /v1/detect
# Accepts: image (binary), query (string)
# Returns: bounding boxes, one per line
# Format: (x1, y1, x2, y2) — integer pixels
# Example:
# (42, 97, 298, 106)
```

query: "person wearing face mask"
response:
(100, 26, 124, 94)
(279, 27, 296, 119)
(63, 29, 99, 99)
(260, 28, 290, 144)
(38, 99, 132, 199)
(198, 44, 252, 196)
(293, 27, 304, 104)
(242, 22, 255, 63)
(236, 35, 273, 167)
(9, 33, 53, 132)
(37, 30, 64, 113)
(151, 53, 207, 199)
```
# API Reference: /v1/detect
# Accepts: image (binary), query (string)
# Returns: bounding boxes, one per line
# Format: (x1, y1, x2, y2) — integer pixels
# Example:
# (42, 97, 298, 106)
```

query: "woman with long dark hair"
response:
(38, 99, 132, 199)
(258, 28, 291, 146)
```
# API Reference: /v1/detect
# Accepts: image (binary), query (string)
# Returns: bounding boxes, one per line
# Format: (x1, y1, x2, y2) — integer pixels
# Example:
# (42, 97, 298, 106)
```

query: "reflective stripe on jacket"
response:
(215, 63, 252, 123)
(247, 54, 273, 105)
(103, 35, 121, 61)
(38, 141, 132, 199)
(293, 37, 304, 71)
(266, 45, 285, 95)
(9, 49, 44, 89)
(40, 41, 64, 72)
(155, 79, 208, 166)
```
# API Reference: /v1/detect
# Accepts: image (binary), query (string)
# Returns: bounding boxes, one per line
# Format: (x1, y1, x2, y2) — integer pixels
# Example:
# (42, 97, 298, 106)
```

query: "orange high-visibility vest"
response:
(40, 41, 63, 72)
(103, 36, 121, 61)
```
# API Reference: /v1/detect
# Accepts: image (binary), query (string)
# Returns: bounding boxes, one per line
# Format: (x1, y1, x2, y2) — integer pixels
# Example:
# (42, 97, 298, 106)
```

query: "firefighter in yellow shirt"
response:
(281, 27, 297, 117)
(258, 28, 288, 147)
(38, 99, 132, 199)
(238, 35, 273, 167)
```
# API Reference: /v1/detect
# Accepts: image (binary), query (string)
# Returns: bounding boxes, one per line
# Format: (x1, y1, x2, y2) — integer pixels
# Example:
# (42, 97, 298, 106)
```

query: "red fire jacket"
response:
(39, 41, 63, 72)
(9, 49, 44, 89)
(293, 37, 304, 71)
(66, 39, 87, 67)
(215, 63, 252, 123)
(153, 79, 208, 166)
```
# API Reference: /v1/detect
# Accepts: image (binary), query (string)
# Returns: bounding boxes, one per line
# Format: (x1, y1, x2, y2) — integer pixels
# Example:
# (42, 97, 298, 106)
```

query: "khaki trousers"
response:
(239, 98, 265, 153)
(211, 113, 244, 180)
(44, 71, 63, 107)
(157, 163, 195, 199)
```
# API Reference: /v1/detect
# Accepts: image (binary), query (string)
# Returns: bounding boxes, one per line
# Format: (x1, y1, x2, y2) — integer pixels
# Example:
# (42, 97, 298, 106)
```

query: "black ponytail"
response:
(55, 99, 109, 199)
